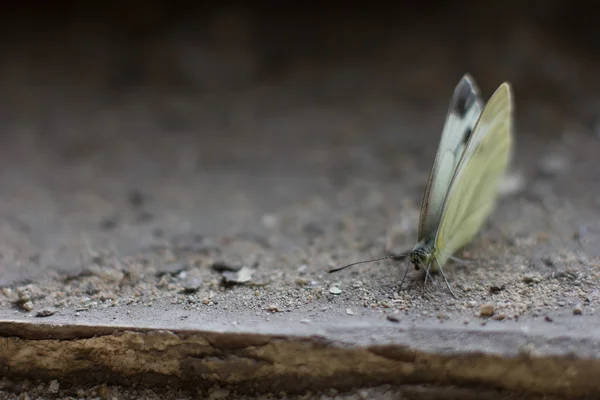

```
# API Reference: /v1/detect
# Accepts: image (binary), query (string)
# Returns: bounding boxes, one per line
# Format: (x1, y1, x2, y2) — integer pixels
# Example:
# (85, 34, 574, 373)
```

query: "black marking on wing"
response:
(462, 127, 473, 145)
(453, 81, 477, 118)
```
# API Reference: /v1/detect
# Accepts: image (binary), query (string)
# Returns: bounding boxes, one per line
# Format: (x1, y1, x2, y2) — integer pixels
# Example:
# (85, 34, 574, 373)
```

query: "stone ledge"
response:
(1, 311, 598, 397)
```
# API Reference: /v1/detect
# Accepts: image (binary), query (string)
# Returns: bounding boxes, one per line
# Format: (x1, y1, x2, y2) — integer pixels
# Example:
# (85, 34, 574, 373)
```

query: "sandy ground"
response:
(1, 3, 600, 399)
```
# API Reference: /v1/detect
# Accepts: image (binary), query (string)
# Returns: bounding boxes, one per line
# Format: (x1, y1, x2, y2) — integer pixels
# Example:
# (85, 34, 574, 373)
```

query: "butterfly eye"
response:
(409, 251, 428, 269)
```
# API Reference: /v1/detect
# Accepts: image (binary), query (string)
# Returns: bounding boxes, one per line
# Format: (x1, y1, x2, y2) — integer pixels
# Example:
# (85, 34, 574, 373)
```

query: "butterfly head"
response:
(409, 247, 432, 270)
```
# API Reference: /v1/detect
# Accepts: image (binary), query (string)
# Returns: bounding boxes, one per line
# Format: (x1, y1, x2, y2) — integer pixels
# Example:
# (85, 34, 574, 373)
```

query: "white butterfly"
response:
(331, 74, 514, 297)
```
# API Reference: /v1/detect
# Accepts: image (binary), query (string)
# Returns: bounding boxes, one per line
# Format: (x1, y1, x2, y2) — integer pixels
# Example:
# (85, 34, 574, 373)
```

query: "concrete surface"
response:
(1, 3, 600, 399)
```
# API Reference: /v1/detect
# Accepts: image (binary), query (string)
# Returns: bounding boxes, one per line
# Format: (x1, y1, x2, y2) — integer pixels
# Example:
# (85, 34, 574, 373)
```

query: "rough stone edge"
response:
(0, 319, 598, 397)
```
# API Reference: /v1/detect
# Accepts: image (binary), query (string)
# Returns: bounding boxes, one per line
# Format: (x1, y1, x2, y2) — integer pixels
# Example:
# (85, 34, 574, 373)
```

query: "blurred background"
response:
(0, 0, 598, 144)
(0, 0, 599, 284)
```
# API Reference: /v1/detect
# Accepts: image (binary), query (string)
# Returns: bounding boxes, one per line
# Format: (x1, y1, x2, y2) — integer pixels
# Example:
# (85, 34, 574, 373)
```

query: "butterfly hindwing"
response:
(433, 82, 513, 268)
(417, 74, 485, 242)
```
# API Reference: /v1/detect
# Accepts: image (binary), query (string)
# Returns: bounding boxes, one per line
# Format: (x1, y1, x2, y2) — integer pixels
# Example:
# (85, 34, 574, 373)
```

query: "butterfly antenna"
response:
(328, 254, 408, 273)
(435, 258, 456, 298)
(399, 261, 411, 288)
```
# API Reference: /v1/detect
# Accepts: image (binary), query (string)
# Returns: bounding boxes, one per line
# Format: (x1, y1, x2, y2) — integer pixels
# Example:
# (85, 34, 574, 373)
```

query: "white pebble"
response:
(329, 286, 342, 295)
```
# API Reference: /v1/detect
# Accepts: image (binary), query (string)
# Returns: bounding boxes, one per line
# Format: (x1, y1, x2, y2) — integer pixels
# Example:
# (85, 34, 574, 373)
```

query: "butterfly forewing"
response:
(417, 74, 485, 242)
(433, 82, 513, 267)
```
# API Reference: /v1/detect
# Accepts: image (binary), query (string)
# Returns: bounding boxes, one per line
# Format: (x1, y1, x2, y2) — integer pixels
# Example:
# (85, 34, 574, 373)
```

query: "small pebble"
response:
(346, 308, 355, 315)
(329, 286, 342, 295)
(211, 261, 243, 273)
(20, 301, 34, 312)
(47, 380, 59, 394)
(35, 309, 56, 318)
(16, 288, 30, 302)
(523, 274, 541, 284)
(208, 387, 230, 400)
(182, 277, 203, 293)
(221, 266, 254, 285)
(545, 315, 553, 322)
(489, 285, 504, 294)
(297, 264, 307, 275)
(386, 315, 400, 323)
(466, 300, 477, 308)
(480, 303, 495, 317)
(97, 385, 112, 399)
(573, 303, 583, 315)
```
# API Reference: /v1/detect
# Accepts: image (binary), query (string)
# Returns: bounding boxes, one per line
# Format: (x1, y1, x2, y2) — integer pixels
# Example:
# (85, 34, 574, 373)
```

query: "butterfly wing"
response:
(417, 74, 484, 242)
(433, 82, 514, 268)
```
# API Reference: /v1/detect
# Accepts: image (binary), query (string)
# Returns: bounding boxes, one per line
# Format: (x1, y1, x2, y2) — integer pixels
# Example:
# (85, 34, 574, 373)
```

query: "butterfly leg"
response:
(435, 258, 456, 298)
(422, 262, 436, 287)
(449, 255, 475, 264)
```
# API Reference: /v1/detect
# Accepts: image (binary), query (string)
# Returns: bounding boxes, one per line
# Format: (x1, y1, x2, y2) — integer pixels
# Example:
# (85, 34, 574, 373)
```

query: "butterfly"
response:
(329, 74, 514, 297)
